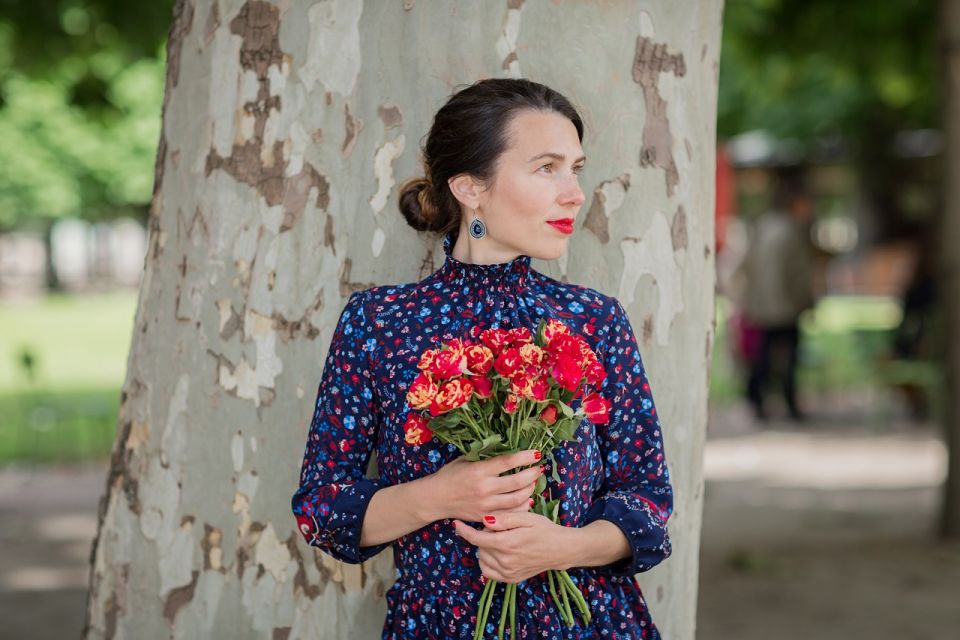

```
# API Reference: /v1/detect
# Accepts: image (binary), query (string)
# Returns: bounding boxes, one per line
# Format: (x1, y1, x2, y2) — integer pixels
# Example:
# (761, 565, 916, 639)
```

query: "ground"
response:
(0, 398, 957, 639)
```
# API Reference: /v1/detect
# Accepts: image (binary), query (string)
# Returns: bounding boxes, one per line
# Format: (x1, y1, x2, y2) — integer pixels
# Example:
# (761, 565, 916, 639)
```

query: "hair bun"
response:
(398, 176, 440, 232)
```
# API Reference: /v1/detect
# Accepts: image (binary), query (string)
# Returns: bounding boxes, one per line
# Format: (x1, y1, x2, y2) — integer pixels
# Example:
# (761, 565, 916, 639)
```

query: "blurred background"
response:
(0, 1, 957, 638)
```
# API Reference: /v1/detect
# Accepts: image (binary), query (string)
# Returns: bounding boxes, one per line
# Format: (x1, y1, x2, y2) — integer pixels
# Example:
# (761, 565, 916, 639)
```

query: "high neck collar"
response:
(438, 229, 532, 291)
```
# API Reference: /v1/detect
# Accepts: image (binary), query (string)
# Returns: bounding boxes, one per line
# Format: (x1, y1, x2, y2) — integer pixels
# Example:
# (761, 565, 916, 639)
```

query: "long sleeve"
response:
(581, 296, 674, 577)
(291, 289, 391, 564)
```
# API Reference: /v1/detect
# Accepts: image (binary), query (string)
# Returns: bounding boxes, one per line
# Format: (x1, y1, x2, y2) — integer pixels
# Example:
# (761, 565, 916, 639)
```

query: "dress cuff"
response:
(581, 492, 672, 577)
(307, 477, 391, 564)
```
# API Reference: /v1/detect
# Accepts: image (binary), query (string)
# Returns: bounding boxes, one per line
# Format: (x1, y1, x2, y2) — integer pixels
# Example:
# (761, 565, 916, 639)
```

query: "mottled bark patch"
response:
(166, 0, 195, 91)
(632, 36, 686, 197)
(176, 207, 210, 244)
(343, 101, 364, 158)
(671, 205, 688, 251)
(202, 524, 225, 572)
(287, 533, 323, 599)
(204, 0, 220, 43)
(584, 174, 631, 244)
(378, 103, 404, 129)
(204, 0, 330, 231)
(643, 314, 654, 345)
(163, 570, 199, 624)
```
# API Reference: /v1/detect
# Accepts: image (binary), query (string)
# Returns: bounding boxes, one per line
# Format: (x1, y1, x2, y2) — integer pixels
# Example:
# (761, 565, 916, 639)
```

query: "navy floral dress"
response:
(292, 229, 673, 639)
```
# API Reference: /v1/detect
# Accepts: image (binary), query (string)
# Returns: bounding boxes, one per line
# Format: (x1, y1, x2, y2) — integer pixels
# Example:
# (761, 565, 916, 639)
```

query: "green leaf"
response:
(535, 473, 547, 495)
(554, 417, 581, 441)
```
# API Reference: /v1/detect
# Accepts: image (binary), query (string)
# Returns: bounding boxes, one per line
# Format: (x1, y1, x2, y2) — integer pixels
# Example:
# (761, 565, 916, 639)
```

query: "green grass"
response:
(0, 291, 137, 391)
(0, 291, 137, 462)
(0, 386, 122, 462)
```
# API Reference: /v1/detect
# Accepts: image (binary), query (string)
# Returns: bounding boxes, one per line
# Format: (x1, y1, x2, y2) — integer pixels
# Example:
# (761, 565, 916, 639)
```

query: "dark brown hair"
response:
(398, 78, 584, 241)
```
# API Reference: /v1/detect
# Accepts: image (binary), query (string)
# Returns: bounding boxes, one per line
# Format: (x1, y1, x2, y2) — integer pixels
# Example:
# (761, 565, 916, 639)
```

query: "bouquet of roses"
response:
(402, 317, 612, 639)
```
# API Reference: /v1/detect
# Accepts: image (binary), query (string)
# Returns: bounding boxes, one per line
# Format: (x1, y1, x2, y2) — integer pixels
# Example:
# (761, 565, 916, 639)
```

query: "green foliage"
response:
(0, 0, 173, 228)
(719, 0, 938, 140)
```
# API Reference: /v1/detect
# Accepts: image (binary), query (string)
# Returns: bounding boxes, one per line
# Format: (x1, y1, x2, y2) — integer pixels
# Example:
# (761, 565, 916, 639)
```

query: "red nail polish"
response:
(533, 451, 542, 460)
(484, 515, 496, 524)
(540, 465, 545, 473)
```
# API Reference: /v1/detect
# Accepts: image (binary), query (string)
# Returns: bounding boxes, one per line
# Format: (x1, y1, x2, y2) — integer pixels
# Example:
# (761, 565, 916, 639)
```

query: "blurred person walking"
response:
(742, 168, 818, 422)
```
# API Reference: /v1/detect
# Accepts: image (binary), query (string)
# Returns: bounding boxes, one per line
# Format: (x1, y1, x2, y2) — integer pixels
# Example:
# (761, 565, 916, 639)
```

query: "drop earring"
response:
(468, 208, 487, 239)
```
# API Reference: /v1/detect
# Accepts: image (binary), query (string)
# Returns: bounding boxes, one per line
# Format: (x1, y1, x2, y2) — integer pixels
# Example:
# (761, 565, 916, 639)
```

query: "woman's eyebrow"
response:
(527, 152, 587, 164)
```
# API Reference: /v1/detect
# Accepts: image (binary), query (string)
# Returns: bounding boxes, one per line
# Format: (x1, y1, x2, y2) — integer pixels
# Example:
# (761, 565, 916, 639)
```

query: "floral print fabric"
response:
(292, 229, 673, 639)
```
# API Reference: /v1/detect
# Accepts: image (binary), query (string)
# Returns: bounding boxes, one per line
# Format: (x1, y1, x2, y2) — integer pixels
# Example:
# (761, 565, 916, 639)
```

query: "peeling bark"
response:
(633, 35, 686, 197)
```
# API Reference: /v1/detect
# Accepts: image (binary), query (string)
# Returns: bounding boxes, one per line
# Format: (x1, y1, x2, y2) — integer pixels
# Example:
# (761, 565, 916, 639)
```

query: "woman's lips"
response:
(547, 219, 574, 235)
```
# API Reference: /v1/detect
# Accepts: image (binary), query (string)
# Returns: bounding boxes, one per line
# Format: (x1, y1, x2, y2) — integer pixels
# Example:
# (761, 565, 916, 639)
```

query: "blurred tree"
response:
(0, 0, 172, 231)
(939, 0, 960, 539)
(718, 0, 938, 242)
(719, 0, 936, 141)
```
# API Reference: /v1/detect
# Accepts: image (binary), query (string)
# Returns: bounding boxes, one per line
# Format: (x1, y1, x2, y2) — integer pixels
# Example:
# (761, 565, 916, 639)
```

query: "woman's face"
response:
(456, 109, 586, 262)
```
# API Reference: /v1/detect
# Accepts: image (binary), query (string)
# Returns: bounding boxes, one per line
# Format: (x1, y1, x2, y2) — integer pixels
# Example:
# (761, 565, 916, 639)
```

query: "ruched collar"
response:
(437, 229, 532, 291)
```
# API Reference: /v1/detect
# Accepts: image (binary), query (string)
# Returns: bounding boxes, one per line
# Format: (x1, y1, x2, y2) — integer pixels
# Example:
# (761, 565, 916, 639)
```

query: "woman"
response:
(291, 78, 673, 639)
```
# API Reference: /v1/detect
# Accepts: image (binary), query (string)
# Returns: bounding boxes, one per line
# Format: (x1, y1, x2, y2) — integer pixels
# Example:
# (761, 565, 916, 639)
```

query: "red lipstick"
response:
(547, 218, 574, 235)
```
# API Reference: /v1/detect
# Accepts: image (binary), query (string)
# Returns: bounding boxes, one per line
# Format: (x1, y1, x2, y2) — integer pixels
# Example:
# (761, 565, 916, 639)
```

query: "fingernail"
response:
(539, 465, 545, 474)
(484, 515, 496, 524)
(533, 451, 542, 460)
(528, 498, 534, 507)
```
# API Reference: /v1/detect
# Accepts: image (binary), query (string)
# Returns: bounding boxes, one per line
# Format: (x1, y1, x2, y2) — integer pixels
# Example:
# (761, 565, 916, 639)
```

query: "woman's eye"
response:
(573, 165, 584, 174)
(539, 164, 553, 173)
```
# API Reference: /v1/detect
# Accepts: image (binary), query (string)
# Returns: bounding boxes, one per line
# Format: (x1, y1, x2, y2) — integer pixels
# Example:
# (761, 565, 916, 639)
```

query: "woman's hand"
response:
(425, 449, 544, 524)
(452, 511, 573, 584)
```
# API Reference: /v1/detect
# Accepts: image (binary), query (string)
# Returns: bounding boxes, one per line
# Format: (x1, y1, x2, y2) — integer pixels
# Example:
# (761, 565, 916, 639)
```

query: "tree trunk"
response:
(83, 1, 724, 637)
(939, 0, 960, 539)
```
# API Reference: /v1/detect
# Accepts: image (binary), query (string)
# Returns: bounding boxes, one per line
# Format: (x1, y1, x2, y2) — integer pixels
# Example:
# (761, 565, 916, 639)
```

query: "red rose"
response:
(584, 360, 606, 387)
(551, 353, 583, 392)
(428, 347, 467, 379)
(417, 348, 439, 371)
(582, 392, 611, 425)
(406, 372, 438, 409)
(403, 413, 433, 445)
(479, 328, 513, 354)
(469, 374, 492, 399)
(464, 343, 495, 375)
(529, 376, 549, 402)
(540, 404, 558, 424)
(508, 326, 533, 346)
(429, 377, 473, 416)
(493, 346, 524, 378)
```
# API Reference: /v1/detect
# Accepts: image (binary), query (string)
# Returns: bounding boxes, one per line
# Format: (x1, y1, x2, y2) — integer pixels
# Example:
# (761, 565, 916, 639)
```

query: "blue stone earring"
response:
(468, 208, 487, 239)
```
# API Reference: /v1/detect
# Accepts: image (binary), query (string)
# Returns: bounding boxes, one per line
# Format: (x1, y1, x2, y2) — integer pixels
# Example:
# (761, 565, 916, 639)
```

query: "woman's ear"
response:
(448, 173, 481, 210)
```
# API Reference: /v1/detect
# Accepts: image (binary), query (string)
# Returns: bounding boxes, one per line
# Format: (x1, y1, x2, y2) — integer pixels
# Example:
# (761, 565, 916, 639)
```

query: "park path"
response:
(0, 398, 957, 639)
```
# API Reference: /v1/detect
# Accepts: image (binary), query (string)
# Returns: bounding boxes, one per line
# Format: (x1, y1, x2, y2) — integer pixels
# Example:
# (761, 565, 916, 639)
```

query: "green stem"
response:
(497, 582, 511, 640)
(558, 570, 591, 625)
(474, 578, 495, 640)
(558, 570, 573, 626)
(460, 409, 485, 442)
(508, 581, 517, 638)
(547, 569, 570, 626)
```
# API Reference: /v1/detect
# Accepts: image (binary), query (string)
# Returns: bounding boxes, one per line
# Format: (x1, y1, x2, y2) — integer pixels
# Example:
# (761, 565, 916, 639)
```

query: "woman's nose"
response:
(561, 177, 586, 207)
